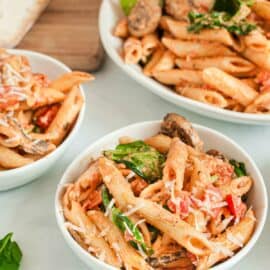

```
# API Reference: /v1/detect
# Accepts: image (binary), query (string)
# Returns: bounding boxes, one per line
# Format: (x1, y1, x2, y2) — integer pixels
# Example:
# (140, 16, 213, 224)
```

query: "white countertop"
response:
(1, 57, 269, 270)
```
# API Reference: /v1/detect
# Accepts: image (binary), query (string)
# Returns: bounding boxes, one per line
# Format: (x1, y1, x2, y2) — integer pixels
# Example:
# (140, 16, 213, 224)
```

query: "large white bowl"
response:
(99, 0, 270, 125)
(55, 120, 268, 270)
(0, 49, 85, 191)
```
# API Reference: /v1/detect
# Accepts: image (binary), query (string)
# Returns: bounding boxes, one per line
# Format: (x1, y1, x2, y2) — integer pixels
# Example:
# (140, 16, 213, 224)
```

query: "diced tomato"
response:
(167, 192, 190, 219)
(226, 195, 247, 222)
(34, 104, 59, 130)
(131, 177, 148, 196)
(82, 190, 102, 211)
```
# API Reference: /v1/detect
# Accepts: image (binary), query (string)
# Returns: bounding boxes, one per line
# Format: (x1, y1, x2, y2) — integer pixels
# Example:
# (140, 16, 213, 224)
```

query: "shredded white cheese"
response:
(123, 203, 144, 217)
(227, 232, 244, 248)
(215, 243, 234, 257)
(105, 198, 115, 217)
(126, 171, 136, 180)
(98, 227, 110, 237)
(65, 222, 85, 233)
(134, 219, 146, 230)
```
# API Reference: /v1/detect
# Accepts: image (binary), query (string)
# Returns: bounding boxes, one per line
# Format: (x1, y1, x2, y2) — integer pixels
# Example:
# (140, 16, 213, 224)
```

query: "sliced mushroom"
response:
(146, 250, 195, 269)
(128, 0, 162, 37)
(160, 113, 203, 151)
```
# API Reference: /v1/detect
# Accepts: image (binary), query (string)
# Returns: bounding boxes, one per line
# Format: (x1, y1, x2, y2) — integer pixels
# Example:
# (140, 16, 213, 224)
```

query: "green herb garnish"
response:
(230, 159, 247, 177)
(104, 141, 165, 183)
(0, 233, 22, 270)
(188, 0, 256, 35)
(120, 0, 137, 15)
(102, 187, 153, 256)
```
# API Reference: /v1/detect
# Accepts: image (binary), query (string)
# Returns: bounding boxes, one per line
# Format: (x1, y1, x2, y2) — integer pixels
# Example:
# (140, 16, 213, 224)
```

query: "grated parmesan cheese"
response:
(123, 203, 145, 217)
(227, 232, 244, 248)
(105, 198, 115, 217)
(126, 171, 136, 180)
(65, 222, 85, 233)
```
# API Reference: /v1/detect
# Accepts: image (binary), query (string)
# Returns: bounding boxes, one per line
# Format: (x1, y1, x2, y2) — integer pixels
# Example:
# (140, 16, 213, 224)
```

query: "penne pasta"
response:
(114, 18, 129, 38)
(144, 134, 172, 154)
(197, 210, 256, 269)
(89, 210, 153, 270)
(46, 86, 84, 145)
(123, 37, 143, 64)
(163, 138, 188, 193)
(176, 86, 229, 108)
(153, 69, 203, 85)
(176, 56, 255, 77)
(202, 68, 258, 106)
(162, 37, 235, 58)
(160, 16, 244, 51)
(252, 0, 270, 20)
(0, 145, 33, 169)
(245, 90, 270, 113)
(143, 47, 165, 76)
(50, 71, 94, 93)
(141, 34, 160, 59)
(64, 201, 121, 267)
(151, 50, 175, 73)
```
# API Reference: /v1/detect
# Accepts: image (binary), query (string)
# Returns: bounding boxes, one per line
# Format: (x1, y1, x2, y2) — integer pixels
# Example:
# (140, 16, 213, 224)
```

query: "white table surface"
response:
(1, 57, 269, 270)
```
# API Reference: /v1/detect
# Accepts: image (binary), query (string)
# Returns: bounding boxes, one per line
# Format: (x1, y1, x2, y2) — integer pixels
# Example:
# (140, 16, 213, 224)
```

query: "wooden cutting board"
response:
(17, 0, 104, 71)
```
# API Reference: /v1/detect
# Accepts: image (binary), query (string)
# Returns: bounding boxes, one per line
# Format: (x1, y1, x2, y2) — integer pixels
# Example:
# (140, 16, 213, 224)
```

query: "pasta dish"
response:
(0, 49, 93, 170)
(114, 0, 270, 114)
(61, 113, 256, 269)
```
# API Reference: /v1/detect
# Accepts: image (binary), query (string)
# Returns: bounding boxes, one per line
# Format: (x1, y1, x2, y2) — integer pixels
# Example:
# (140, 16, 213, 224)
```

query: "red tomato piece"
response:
(35, 105, 59, 130)
(226, 194, 247, 221)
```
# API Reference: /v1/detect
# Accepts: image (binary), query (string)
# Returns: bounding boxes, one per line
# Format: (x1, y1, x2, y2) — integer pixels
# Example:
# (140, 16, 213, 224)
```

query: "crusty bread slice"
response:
(0, 0, 50, 48)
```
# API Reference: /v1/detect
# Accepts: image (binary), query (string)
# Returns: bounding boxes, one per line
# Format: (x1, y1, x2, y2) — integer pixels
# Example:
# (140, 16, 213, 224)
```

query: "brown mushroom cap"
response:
(160, 113, 203, 151)
(128, 0, 162, 37)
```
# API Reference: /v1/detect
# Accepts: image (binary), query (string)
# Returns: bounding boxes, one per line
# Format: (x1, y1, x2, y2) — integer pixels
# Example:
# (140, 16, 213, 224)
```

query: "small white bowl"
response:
(55, 120, 268, 270)
(99, 0, 270, 125)
(0, 49, 85, 191)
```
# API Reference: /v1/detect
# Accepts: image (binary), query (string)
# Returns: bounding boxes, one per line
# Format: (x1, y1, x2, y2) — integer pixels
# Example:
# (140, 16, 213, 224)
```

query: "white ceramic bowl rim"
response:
(0, 49, 86, 178)
(99, 0, 270, 124)
(55, 120, 268, 270)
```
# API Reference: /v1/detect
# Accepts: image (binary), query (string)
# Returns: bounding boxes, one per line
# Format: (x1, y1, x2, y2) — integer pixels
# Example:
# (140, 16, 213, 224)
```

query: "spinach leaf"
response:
(102, 187, 153, 256)
(230, 159, 247, 177)
(104, 141, 165, 183)
(0, 233, 22, 270)
(213, 0, 254, 15)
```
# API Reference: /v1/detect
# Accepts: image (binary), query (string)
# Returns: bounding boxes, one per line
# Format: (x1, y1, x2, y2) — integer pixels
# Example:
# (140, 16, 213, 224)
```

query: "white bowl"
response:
(55, 120, 268, 270)
(0, 49, 85, 191)
(99, 0, 270, 125)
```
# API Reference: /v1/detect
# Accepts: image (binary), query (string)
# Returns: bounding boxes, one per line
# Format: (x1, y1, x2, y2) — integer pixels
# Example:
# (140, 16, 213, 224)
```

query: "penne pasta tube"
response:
(21, 88, 65, 110)
(64, 201, 121, 267)
(163, 138, 188, 193)
(0, 145, 33, 168)
(162, 37, 235, 58)
(197, 209, 256, 269)
(50, 71, 94, 93)
(160, 17, 244, 51)
(175, 56, 255, 77)
(176, 86, 229, 108)
(89, 210, 153, 270)
(123, 37, 143, 64)
(113, 18, 129, 38)
(144, 134, 172, 154)
(220, 176, 253, 198)
(141, 34, 160, 59)
(241, 78, 259, 90)
(242, 30, 269, 53)
(151, 50, 175, 73)
(242, 48, 270, 71)
(202, 68, 258, 106)
(153, 69, 204, 85)
(143, 47, 165, 76)
(245, 90, 270, 113)
(46, 86, 83, 145)
(98, 157, 213, 256)
(252, 1, 270, 20)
